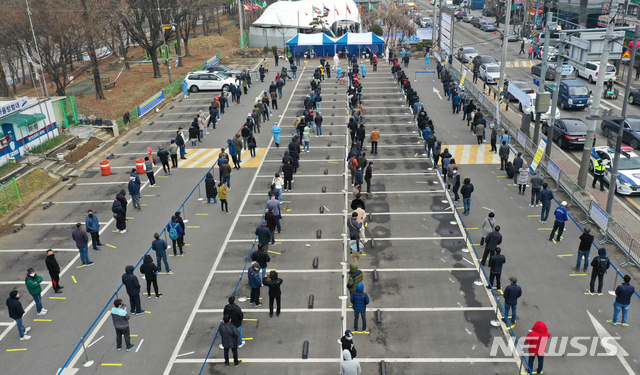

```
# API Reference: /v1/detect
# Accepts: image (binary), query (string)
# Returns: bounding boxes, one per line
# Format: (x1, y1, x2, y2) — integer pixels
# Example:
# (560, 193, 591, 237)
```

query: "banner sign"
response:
(0, 97, 29, 118)
(137, 90, 165, 118)
(589, 201, 610, 231)
(205, 53, 221, 67)
(517, 130, 527, 147)
(547, 159, 561, 181)
(416, 28, 433, 40)
(530, 137, 547, 172)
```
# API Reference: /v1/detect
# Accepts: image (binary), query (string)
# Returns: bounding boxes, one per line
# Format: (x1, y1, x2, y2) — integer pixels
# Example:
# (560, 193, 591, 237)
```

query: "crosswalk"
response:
(504, 60, 534, 68)
(441, 144, 501, 164)
(178, 148, 266, 168)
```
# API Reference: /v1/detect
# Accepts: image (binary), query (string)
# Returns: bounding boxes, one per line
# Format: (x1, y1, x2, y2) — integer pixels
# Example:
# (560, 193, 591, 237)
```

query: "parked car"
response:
(500, 30, 520, 42)
(463, 14, 474, 23)
(455, 11, 466, 19)
(545, 79, 592, 110)
(420, 17, 433, 27)
(542, 118, 594, 148)
(627, 89, 640, 105)
(473, 55, 497, 69)
(531, 63, 558, 81)
(476, 18, 489, 28)
(481, 22, 497, 31)
(589, 146, 640, 195)
(482, 8, 496, 16)
(205, 64, 242, 76)
(457, 47, 478, 63)
(184, 71, 236, 93)
(471, 17, 481, 27)
(575, 62, 617, 84)
(601, 116, 640, 149)
(480, 63, 501, 84)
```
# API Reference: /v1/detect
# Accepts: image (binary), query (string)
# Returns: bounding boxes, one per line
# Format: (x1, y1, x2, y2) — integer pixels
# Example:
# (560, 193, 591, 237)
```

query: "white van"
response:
(575, 62, 617, 84)
(184, 71, 236, 93)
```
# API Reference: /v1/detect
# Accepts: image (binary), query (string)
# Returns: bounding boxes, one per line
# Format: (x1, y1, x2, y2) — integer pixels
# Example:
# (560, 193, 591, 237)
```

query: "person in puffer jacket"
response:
(111, 299, 134, 351)
(525, 321, 550, 375)
(350, 282, 370, 332)
(121, 266, 143, 314)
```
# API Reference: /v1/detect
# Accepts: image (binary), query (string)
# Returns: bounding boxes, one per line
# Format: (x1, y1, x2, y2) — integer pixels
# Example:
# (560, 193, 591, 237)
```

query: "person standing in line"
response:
(282, 159, 294, 192)
(433, 140, 442, 167)
(574, 228, 594, 272)
(517, 161, 530, 195)
(608, 275, 635, 326)
(529, 171, 544, 207)
(451, 168, 461, 202)
(144, 156, 155, 186)
(218, 315, 242, 367)
(111, 299, 135, 351)
(140, 255, 161, 298)
(72, 223, 93, 266)
(122, 265, 144, 315)
(589, 248, 610, 295)
(175, 128, 187, 159)
(112, 196, 127, 234)
(452, 91, 461, 114)
(227, 139, 239, 170)
(549, 201, 569, 242)
(272, 173, 284, 202)
(341, 330, 357, 359)
(233, 134, 243, 168)
(167, 215, 185, 256)
(85, 210, 102, 251)
(447, 160, 459, 191)
(248, 262, 263, 307)
(347, 263, 363, 294)
(169, 140, 179, 168)
(157, 145, 171, 175)
(314, 111, 323, 137)
(538, 183, 554, 223)
(252, 239, 271, 279)
(265, 208, 277, 245)
(45, 249, 63, 294)
(512, 152, 524, 185)
(475, 122, 485, 145)
(502, 276, 522, 326)
(481, 226, 502, 266)
(263, 270, 283, 318)
(480, 212, 496, 247)
(499, 141, 510, 170)
(303, 126, 311, 152)
(220, 160, 232, 188)
(25, 268, 47, 316)
(460, 177, 474, 215)
(128, 176, 142, 211)
(348, 212, 363, 265)
(354, 166, 363, 193)
(205, 172, 218, 204)
(489, 125, 498, 153)
(350, 282, 370, 332)
(266, 194, 282, 234)
(488, 247, 505, 290)
(6, 291, 30, 340)
(525, 321, 550, 375)
(364, 162, 373, 194)
(340, 349, 362, 375)
(151, 233, 171, 273)
(222, 296, 245, 349)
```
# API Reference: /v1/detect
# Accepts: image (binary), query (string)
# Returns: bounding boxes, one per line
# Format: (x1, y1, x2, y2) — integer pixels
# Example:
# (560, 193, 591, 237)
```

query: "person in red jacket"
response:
(525, 321, 550, 375)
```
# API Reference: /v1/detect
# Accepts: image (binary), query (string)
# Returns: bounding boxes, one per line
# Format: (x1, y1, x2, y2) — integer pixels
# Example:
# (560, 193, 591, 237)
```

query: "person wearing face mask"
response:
(6, 290, 30, 340)
(85, 210, 102, 251)
(25, 268, 47, 316)
(45, 249, 63, 294)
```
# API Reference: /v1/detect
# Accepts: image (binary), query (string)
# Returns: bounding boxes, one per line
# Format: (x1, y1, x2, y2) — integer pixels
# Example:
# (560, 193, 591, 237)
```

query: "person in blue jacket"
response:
(248, 262, 263, 307)
(549, 201, 568, 242)
(227, 139, 239, 170)
(181, 80, 189, 99)
(271, 123, 282, 148)
(452, 92, 461, 114)
(360, 62, 366, 78)
(538, 183, 555, 223)
(85, 210, 102, 250)
(609, 275, 635, 326)
(128, 176, 141, 211)
(350, 282, 370, 332)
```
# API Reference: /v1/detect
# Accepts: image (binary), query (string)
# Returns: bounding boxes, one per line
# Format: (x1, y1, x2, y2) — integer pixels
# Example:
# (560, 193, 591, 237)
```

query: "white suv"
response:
(575, 62, 616, 84)
(184, 71, 236, 93)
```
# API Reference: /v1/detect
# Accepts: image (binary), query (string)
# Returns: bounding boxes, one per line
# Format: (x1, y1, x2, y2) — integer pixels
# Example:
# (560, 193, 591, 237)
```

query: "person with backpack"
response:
(589, 248, 610, 295)
(348, 155, 359, 186)
(167, 215, 184, 256)
(248, 262, 263, 306)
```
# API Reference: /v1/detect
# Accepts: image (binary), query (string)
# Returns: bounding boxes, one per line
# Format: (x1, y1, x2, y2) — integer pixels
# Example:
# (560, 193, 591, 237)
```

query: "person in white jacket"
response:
(480, 212, 496, 247)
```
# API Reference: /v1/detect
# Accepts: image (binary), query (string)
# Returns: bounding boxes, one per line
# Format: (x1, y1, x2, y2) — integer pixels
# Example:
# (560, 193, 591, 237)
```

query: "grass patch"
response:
(0, 161, 22, 178)
(0, 169, 57, 217)
(29, 135, 71, 155)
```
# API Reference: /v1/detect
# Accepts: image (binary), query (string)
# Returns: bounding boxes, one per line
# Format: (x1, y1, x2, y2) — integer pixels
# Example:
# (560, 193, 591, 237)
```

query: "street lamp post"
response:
(156, 0, 173, 84)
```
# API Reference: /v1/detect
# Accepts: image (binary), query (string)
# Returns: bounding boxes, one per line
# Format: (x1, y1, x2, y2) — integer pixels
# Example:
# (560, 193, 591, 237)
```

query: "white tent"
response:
(253, 0, 360, 29)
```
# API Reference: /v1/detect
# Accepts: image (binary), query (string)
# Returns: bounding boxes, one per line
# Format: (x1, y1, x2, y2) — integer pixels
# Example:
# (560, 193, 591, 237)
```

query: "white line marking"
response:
(175, 351, 195, 357)
(136, 339, 143, 353)
(87, 335, 104, 348)
(0, 248, 78, 253)
(197, 306, 493, 313)
(173, 357, 515, 364)
(210, 267, 475, 274)
(41, 201, 113, 204)
(239, 211, 450, 217)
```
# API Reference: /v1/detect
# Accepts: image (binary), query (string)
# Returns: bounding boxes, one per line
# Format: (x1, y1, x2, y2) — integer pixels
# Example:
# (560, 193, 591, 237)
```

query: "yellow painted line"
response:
(101, 363, 123, 366)
(305, 244, 311, 247)
(195, 213, 208, 216)
(415, 153, 419, 157)
(142, 195, 155, 197)
(158, 272, 174, 275)
(33, 319, 51, 321)
(6, 348, 27, 351)
(283, 208, 292, 212)
(538, 228, 552, 230)
(625, 196, 640, 211)
(466, 227, 479, 230)
(141, 204, 147, 206)
(282, 201, 291, 203)
(177, 149, 209, 168)
(76, 265, 86, 268)
(186, 226, 200, 228)
(126, 217, 134, 220)
(242, 148, 268, 168)
(158, 176, 169, 178)
(130, 335, 138, 337)
(557, 254, 573, 257)
(527, 215, 540, 217)
(244, 318, 258, 321)
(507, 184, 517, 186)
(553, 239, 557, 244)
(244, 337, 253, 340)
(365, 223, 368, 227)
(468, 144, 478, 164)
(329, 161, 339, 164)
(184, 244, 191, 246)
(268, 250, 281, 254)
(484, 147, 495, 164)
(144, 311, 151, 313)
(354, 331, 370, 334)
(148, 185, 160, 188)
(112, 230, 120, 233)
(72, 276, 77, 283)
(106, 244, 116, 248)
(570, 274, 587, 276)
(49, 297, 66, 299)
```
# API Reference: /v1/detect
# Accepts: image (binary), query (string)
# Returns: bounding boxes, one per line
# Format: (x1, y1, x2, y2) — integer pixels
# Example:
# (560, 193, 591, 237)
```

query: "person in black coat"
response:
(112, 199, 127, 233)
(45, 249, 63, 293)
(488, 247, 506, 290)
(341, 330, 357, 359)
(122, 265, 144, 314)
(157, 145, 171, 175)
(140, 255, 161, 298)
(251, 243, 271, 279)
(6, 290, 29, 339)
(263, 270, 283, 317)
(505, 161, 515, 179)
(205, 172, 217, 203)
(222, 296, 244, 348)
(115, 189, 127, 216)
(282, 160, 294, 192)
(219, 315, 241, 366)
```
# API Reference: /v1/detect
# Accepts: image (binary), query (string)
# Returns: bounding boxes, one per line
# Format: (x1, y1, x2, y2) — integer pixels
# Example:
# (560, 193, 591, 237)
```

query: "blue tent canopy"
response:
(334, 32, 385, 56)
(285, 33, 337, 58)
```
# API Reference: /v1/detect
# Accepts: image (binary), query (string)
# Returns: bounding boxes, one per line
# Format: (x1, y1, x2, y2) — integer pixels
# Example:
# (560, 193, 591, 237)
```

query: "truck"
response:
(545, 79, 592, 110)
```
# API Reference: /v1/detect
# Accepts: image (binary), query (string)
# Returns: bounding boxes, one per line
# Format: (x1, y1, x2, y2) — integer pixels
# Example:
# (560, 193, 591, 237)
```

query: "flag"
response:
(369, 4, 375, 10)
(324, 4, 330, 12)
(391, 2, 395, 9)
(381, 4, 386, 9)
(358, 4, 362, 11)
(244, 4, 249, 10)
(346, 4, 351, 13)
(414, 5, 418, 10)
(335, 3, 339, 15)
(312, 5, 322, 13)
(404, 5, 407, 12)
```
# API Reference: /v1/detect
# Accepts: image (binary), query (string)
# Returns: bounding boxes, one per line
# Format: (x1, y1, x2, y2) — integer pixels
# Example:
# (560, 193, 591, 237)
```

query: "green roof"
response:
(0, 113, 45, 127)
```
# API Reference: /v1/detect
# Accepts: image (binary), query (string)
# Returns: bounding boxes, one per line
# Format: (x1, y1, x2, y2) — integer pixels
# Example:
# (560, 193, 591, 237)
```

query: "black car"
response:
(455, 11, 466, 20)
(531, 63, 556, 81)
(627, 89, 640, 106)
(472, 55, 497, 69)
(543, 118, 593, 148)
(601, 116, 640, 149)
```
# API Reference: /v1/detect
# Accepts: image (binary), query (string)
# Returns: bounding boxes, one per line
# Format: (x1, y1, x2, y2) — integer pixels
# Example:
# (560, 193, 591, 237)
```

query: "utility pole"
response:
(496, 0, 512, 123)
(532, 12, 552, 146)
(238, 0, 245, 48)
(577, 3, 618, 189)
(544, 32, 566, 157)
(607, 23, 640, 213)
(156, 0, 172, 84)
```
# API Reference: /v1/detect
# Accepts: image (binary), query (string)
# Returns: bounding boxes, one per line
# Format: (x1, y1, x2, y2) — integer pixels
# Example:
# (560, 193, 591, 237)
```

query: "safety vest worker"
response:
(592, 159, 606, 191)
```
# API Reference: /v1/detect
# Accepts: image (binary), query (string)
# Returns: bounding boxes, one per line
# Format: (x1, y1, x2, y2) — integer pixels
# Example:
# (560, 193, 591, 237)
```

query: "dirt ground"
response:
(65, 137, 103, 163)
(0, 169, 58, 225)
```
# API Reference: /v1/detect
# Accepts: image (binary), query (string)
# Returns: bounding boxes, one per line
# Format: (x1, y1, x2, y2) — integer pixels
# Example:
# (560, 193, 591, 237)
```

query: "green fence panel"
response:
(0, 177, 21, 215)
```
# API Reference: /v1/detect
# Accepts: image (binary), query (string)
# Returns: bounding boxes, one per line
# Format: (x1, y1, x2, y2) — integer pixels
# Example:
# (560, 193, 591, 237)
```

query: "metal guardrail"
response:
(442, 61, 640, 269)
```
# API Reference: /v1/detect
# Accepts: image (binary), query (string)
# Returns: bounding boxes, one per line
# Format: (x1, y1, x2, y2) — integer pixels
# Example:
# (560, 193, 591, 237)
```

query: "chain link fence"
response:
(0, 178, 21, 215)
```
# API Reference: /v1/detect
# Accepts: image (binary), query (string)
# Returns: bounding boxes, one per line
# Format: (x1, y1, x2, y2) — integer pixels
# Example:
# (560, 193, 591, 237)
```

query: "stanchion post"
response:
(490, 298, 502, 327)
(81, 337, 95, 367)
(608, 272, 619, 296)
